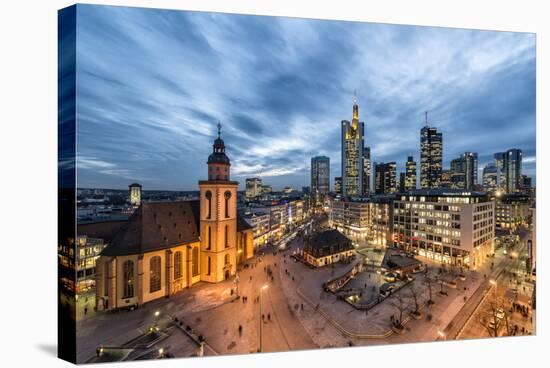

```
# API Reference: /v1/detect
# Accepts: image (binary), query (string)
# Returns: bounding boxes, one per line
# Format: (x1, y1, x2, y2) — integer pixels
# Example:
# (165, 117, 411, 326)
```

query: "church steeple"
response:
(207, 122, 230, 181)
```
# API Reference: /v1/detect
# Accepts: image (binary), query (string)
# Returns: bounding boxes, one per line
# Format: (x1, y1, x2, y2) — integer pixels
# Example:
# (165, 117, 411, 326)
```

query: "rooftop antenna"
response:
(354, 89, 357, 104)
(424, 111, 428, 127)
(217, 121, 221, 138)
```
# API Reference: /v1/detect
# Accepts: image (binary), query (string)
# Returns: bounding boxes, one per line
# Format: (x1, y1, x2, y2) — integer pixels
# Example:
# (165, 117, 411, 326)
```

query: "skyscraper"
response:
(420, 112, 442, 189)
(482, 163, 498, 193)
(505, 149, 522, 193)
(311, 156, 330, 195)
(451, 152, 478, 190)
(494, 149, 523, 193)
(405, 156, 417, 190)
(494, 152, 507, 192)
(399, 172, 406, 193)
(363, 146, 371, 194)
(341, 95, 365, 197)
(374, 162, 396, 194)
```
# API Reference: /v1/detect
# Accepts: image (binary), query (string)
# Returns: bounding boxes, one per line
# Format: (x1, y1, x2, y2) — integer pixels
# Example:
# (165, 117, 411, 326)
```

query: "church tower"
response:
(198, 123, 238, 283)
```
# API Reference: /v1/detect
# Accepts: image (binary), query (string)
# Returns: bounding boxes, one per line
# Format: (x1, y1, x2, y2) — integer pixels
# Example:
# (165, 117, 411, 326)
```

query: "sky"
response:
(74, 4, 536, 191)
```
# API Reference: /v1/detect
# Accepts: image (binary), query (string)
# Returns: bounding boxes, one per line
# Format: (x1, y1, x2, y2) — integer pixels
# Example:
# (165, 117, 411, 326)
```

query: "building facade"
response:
(495, 194, 531, 230)
(420, 114, 443, 189)
(375, 162, 397, 194)
(334, 177, 342, 196)
(341, 96, 365, 197)
(482, 163, 498, 193)
(363, 146, 371, 194)
(303, 229, 354, 267)
(405, 156, 417, 191)
(311, 156, 330, 195)
(393, 189, 494, 269)
(450, 152, 478, 190)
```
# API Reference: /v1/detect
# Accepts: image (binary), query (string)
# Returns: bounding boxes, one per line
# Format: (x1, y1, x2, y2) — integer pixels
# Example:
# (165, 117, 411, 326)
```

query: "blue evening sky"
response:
(75, 4, 536, 191)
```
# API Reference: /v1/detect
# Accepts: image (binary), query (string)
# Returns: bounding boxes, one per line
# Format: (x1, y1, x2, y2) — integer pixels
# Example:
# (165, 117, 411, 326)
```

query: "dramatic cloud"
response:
(75, 5, 536, 190)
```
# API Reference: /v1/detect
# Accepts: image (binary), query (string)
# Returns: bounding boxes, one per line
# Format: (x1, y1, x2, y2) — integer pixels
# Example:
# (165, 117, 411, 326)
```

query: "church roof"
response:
(101, 200, 201, 257)
(101, 200, 252, 256)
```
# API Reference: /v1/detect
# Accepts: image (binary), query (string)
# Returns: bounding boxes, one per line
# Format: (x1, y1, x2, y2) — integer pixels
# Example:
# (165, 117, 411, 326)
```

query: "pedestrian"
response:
(262, 314, 265, 321)
(267, 313, 271, 321)
(84, 307, 88, 315)
(238, 325, 243, 336)
(242, 297, 245, 304)
(301, 303, 304, 311)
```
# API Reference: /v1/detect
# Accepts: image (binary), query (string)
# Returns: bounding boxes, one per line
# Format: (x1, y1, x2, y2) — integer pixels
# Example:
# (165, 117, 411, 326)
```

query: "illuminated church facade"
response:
(95, 125, 254, 311)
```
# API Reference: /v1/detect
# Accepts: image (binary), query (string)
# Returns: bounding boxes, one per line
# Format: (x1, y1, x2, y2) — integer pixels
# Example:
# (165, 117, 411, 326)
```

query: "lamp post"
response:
(259, 284, 268, 352)
(154, 310, 160, 329)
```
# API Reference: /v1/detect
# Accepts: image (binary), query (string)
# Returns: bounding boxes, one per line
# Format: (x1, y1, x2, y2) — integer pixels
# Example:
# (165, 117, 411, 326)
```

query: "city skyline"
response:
(76, 5, 535, 191)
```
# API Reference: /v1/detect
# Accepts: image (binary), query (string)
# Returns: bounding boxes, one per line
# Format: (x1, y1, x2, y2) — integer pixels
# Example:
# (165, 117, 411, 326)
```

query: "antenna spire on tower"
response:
(217, 121, 222, 138)
(425, 111, 428, 127)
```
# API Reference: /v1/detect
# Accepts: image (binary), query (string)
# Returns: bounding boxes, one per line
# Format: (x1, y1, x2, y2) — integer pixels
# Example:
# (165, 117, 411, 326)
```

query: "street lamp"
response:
(154, 310, 160, 328)
(259, 284, 269, 352)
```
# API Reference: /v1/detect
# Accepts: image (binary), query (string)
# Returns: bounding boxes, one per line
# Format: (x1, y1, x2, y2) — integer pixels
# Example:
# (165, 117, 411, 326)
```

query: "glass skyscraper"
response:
(341, 96, 365, 197)
(420, 113, 442, 189)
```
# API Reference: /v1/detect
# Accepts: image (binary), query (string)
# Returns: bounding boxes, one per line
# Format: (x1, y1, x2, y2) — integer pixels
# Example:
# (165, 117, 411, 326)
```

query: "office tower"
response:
(482, 163, 498, 193)
(399, 172, 406, 193)
(505, 149, 522, 193)
(450, 152, 478, 190)
(311, 156, 330, 195)
(405, 156, 417, 190)
(341, 95, 365, 197)
(334, 177, 342, 195)
(363, 146, 371, 194)
(420, 112, 442, 188)
(128, 182, 142, 206)
(245, 177, 262, 200)
(375, 162, 397, 194)
(493, 152, 506, 192)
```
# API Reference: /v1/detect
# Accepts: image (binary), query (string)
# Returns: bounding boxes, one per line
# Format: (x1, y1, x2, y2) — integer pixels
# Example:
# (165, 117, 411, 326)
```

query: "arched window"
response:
(207, 256, 212, 275)
(149, 256, 161, 293)
(225, 224, 229, 248)
(174, 251, 183, 280)
(224, 191, 232, 218)
(225, 253, 230, 265)
(123, 260, 134, 298)
(205, 191, 212, 219)
(192, 247, 199, 276)
(207, 226, 211, 250)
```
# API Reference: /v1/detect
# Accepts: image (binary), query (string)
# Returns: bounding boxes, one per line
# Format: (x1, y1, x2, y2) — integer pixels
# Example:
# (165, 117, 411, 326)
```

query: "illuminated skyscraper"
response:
(494, 152, 507, 191)
(451, 152, 478, 190)
(405, 156, 417, 190)
(505, 149, 522, 193)
(420, 112, 442, 189)
(341, 95, 365, 197)
(311, 156, 330, 195)
(363, 147, 371, 194)
(374, 162, 396, 194)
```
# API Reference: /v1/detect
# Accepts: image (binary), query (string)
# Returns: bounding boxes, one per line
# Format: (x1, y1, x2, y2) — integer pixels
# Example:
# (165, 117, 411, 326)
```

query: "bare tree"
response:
(424, 276, 435, 305)
(408, 284, 422, 316)
(390, 291, 408, 328)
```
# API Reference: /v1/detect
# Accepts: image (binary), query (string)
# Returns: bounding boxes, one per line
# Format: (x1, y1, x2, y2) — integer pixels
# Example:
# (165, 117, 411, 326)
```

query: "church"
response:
(95, 125, 254, 311)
